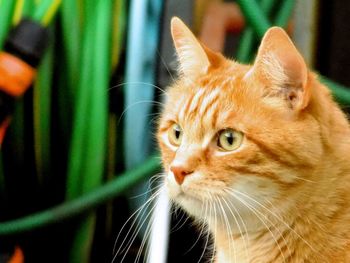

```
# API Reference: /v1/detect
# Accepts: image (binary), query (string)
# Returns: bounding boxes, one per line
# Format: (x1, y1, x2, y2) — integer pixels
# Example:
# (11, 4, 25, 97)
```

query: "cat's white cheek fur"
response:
(228, 175, 279, 211)
(216, 250, 232, 263)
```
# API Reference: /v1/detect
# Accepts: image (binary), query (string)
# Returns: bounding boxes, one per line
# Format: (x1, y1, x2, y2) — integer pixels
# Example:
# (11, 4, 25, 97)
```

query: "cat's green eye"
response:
(217, 129, 243, 151)
(168, 123, 183, 146)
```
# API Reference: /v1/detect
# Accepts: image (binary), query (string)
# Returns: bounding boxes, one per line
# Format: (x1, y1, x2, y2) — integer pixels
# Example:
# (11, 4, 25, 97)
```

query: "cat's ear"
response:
(252, 27, 310, 110)
(171, 17, 221, 79)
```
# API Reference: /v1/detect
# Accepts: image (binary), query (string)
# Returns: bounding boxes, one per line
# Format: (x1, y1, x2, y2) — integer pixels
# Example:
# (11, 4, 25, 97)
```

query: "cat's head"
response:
(157, 17, 326, 221)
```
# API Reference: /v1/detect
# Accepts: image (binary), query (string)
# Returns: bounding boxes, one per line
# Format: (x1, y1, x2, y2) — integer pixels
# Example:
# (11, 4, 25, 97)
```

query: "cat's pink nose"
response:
(170, 166, 193, 185)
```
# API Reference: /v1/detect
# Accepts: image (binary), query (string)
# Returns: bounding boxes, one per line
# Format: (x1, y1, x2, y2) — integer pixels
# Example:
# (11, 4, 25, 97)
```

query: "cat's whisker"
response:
(147, 174, 165, 194)
(228, 190, 287, 263)
(231, 189, 317, 254)
(206, 199, 214, 263)
(293, 176, 316, 183)
(128, 178, 163, 200)
(170, 209, 189, 233)
(185, 199, 208, 254)
(263, 197, 330, 260)
(117, 195, 159, 263)
(172, 201, 184, 218)
(119, 207, 154, 263)
(302, 213, 328, 234)
(196, 200, 211, 263)
(109, 81, 167, 95)
(113, 187, 162, 262)
(221, 196, 251, 262)
(113, 189, 157, 254)
(112, 203, 150, 263)
(135, 211, 153, 263)
(148, 112, 162, 121)
(171, 202, 181, 219)
(136, 188, 166, 263)
(117, 100, 165, 126)
(216, 196, 237, 263)
(114, 203, 153, 260)
(149, 113, 163, 127)
(156, 49, 176, 82)
(228, 189, 295, 260)
(148, 173, 164, 186)
(211, 198, 218, 263)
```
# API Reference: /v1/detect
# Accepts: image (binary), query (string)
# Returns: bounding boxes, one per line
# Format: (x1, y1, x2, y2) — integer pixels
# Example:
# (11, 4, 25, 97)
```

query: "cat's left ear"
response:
(252, 27, 310, 111)
(171, 17, 222, 79)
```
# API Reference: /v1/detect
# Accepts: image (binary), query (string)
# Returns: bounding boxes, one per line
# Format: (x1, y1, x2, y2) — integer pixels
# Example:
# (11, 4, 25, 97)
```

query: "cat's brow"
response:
(187, 88, 206, 115)
(178, 95, 190, 121)
(199, 87, 220, 116)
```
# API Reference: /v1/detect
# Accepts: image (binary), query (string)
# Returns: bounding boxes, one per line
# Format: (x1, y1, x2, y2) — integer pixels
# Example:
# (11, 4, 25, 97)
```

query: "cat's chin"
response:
(166, 182, 205, 217)
(174, 193, 206, 218)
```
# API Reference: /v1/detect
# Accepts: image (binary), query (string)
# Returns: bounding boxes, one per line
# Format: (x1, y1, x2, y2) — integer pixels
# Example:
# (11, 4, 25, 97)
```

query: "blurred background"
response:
(0, 0, 349, 262)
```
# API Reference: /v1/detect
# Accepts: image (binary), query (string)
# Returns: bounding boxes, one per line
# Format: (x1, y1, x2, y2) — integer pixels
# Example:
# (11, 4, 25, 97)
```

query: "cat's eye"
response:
(168, 123, 183, 146)
(217, 129, 243, 151)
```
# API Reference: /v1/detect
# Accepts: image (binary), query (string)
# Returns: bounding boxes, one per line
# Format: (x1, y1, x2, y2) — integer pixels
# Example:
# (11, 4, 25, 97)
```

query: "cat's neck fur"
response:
(212, 168, 350, 263)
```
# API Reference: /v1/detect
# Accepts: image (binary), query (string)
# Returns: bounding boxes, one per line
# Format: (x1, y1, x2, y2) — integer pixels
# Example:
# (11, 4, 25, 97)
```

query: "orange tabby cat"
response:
(157, 17, 350, 262)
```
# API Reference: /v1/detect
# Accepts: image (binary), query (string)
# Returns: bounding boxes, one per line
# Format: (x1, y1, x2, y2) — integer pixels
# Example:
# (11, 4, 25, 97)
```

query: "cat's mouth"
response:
(166, 171, 206, 204)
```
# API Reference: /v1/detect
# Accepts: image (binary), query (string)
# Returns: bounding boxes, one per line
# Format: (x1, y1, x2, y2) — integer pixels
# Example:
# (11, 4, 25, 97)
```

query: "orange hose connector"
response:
(0, 52, 36, 97)
(0, 117, 11, 145)
(8, 246, 24, 263)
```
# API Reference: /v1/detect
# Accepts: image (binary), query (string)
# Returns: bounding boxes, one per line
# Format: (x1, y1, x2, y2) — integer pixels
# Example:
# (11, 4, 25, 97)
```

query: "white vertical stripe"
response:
(147, 188, 171, 263)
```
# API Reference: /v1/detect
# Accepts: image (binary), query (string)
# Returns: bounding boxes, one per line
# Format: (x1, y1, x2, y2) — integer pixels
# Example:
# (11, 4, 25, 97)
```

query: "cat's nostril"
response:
(170, 166, 193, 185)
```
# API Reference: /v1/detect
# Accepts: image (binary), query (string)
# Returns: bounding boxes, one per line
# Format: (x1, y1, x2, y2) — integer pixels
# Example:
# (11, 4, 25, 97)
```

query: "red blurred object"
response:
(199, 1, 245, 52)
(8, 246, 24, 263)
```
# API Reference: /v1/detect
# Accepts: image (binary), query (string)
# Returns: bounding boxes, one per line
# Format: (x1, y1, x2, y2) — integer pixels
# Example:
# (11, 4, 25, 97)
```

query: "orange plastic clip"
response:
(0, 52, 36, 97)
(8, 246, 24, 263)
(0, 117, 11, 145)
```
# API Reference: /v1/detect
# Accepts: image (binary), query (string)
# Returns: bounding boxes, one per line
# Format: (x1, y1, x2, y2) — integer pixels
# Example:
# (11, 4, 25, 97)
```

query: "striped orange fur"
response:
(157, 17, 350, 262)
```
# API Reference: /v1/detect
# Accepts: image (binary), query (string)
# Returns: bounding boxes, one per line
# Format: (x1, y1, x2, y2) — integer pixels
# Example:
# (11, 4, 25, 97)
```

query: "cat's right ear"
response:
(251, 27, 310, 111)
(171, 17, 220, 79)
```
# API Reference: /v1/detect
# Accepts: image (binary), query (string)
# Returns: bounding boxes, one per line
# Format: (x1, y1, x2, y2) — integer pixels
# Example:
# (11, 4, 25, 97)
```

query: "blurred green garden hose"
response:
(0, 0, 16, 48)
(66, 0, 98, 201)
(66, 0, 112, 261)
(236, 0, 295, 63)
(273, 0, 294, 27)
(20, 0, 35, 18)
(236, 0, 278, 62)
(32, 0, 62, 26)
(34, 31, 54, 184)
(236, 0, 294, 62)
(0, 156, 160, 235)
(61, 0, 81, 97)
(319, 76, 350, 105)
(0, 0, 16, 203)
(236, 0, 270, 38)
(111, 0, 126, 70)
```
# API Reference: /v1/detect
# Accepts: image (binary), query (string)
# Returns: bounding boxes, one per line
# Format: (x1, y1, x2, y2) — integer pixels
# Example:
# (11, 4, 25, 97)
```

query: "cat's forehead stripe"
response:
(178, 94, 191, 122)
(183, 87, 221, 127)
(176, 76, 238, 130)
(199, 87, 220, 116)
(187, 88, 206, 114)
